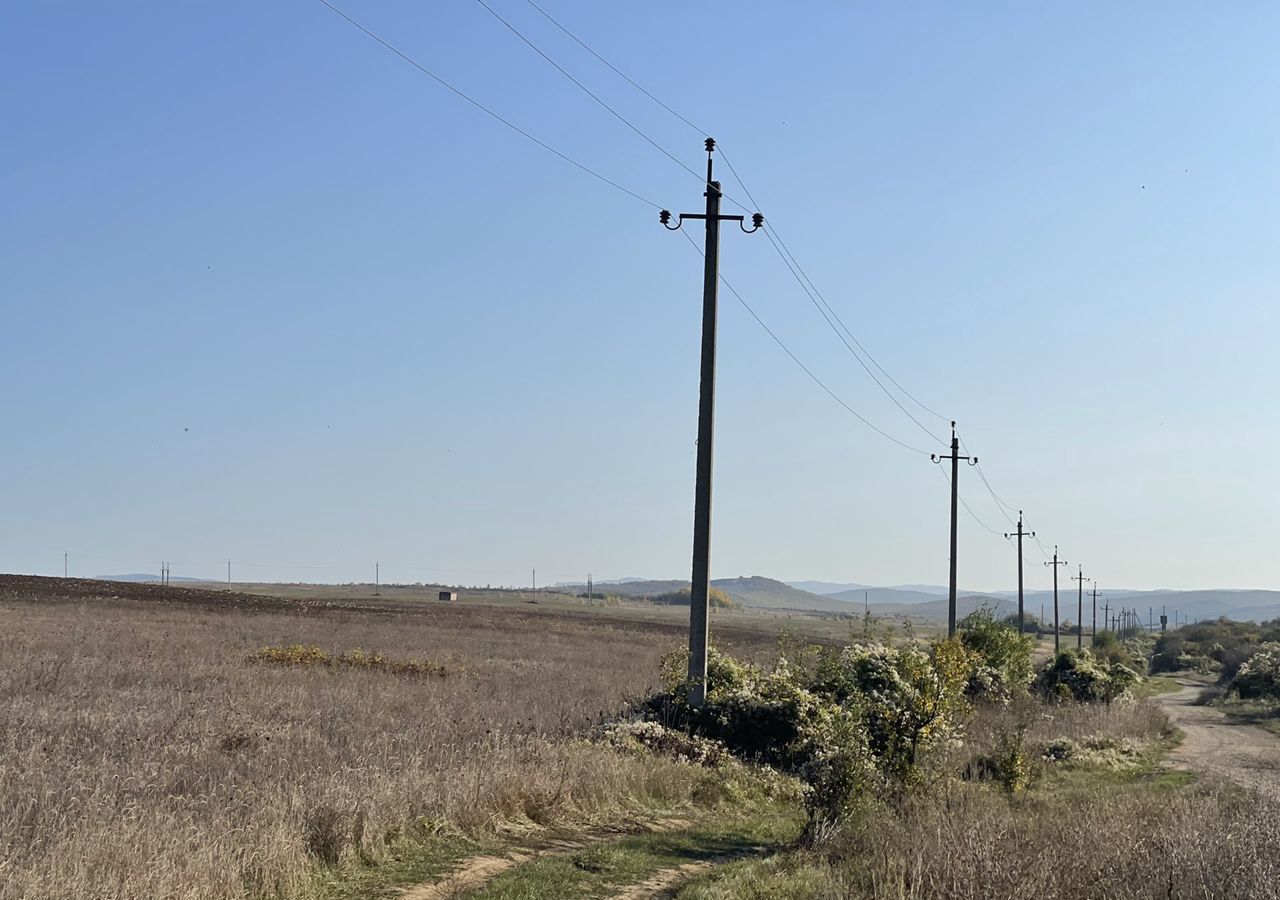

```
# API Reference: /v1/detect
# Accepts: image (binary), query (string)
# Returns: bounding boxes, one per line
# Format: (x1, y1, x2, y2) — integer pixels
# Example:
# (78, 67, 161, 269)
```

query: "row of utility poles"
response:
(662, 138, 1192, 706)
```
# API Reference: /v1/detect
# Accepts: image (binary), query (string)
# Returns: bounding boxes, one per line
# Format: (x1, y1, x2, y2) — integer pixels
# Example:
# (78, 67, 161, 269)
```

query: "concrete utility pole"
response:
(227, 559, 232, 587)
(375, 562, 380, 597)
(1092, 584, 1100, 640)
(660, 137, 762, 707)
(64, 552, 68, 579)
(1045, 547, 1068, 652)
(932, 421, 977, 637)
(1004, 511, 1035, 635)
(1072, 567, 1089, 650)
(1103, 600, 1111, 633)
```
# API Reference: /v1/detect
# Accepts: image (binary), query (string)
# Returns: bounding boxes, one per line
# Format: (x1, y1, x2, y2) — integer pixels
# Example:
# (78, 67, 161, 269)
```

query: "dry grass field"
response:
(0, 575, 786, 900)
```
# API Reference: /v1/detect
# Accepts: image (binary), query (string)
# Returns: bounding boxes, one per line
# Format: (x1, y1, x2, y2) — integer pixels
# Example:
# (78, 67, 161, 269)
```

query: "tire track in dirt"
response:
(1156, 680, 1280, 796)
(397, 819, 693, 899)
(606, 844, 767, 900)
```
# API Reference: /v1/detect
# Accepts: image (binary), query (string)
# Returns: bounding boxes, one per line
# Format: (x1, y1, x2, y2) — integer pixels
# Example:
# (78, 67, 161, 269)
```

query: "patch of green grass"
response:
(674, 851, 838, 899)
(302, 824, 487, 900)
(1134, 674, 1183, 697)
(463, 803, 802, 900)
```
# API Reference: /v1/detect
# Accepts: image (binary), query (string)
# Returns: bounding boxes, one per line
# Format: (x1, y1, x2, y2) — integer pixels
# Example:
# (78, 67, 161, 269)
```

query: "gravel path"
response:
(1156, 680, 1280, 795)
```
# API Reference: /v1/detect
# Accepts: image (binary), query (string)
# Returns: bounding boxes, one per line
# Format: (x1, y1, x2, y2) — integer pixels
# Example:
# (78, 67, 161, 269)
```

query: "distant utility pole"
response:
(1091, 584, 1100, 640)
(1004, 511, 1035, 635)
(227, 559, 232, 587)
(64, 552, 68, 579)
(1072, 567, 1088, 650)
(932, 421, 977, 637)
(375, 562, 380, 597)
(1045, 547, 1068, 652)
(587, 572, 593, 605)
(1160, 604, 1168, 632)
(532, 568, 536, 595)
(660, 137, 763, 708)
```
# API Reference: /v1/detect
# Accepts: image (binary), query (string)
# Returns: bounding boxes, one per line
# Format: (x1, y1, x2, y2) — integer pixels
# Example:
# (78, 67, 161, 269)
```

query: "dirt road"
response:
(1156, 681, 1280, 795)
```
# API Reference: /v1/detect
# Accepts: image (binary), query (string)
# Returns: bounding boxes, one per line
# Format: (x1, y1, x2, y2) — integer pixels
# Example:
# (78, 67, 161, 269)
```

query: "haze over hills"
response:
(560, 576, 853, 613)
(584, 576, 1280, 624)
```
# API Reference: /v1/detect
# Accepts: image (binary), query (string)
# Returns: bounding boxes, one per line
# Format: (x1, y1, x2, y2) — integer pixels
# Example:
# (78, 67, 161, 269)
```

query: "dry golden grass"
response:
(0, 577, 779, 900)
(821, 777, 1280, 900)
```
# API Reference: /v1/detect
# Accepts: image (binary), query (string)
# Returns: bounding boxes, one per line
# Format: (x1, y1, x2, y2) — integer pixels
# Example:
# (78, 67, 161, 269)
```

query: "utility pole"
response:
(1072, 566, 1088, 650)
(64, 552, 68, 579)
(660, 138, 762, 708)
(1004, 511, 1035, 635)
(375, 562, 380, 597)
(1091, 583, 1100, 641)
(1045, 547, 1068, 652)
(932, 421, 977, 637)
(587, 572, 592, 605)
(227, 559, 232, 588)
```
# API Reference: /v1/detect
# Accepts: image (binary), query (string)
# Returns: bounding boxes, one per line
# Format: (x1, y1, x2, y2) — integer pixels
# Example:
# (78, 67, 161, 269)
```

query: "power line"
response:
(501, 0, 951, 439)
(937, 464, 1003, 537)
(681, 230, 930, 456)
(314, 0, 661, 209)
(523, 0, 705, 136)
(472, 0, 707, 185)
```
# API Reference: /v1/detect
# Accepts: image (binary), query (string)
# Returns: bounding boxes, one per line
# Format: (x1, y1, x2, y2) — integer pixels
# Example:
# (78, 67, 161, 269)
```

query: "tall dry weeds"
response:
(0, 593, 758, 900)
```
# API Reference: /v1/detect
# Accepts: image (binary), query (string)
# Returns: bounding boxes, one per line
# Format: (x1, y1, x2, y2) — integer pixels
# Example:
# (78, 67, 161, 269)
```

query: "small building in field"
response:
(438, 590, 458, 603)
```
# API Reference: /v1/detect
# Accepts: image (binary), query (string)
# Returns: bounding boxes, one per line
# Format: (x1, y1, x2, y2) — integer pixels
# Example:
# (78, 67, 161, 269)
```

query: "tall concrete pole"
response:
(1004, 512, 1034, 634)
(1072, 567, 1088, 650)
(1046, 548, 1067, 652)
(931, 422, 975, 637)
(660, 138, 762, 707)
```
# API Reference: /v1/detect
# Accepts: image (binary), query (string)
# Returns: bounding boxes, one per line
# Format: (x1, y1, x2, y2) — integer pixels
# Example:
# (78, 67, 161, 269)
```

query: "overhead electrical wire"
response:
(471, 0, 709, 186)
(505, 0, 953, 438)
(315, 0, 929, 460)
(523, 0, 705, 136)
(314, 0, 662, 209)
(936, 466, 1004, 538)
(320, 0, 1074, 567)
(681, 231, 931, 456)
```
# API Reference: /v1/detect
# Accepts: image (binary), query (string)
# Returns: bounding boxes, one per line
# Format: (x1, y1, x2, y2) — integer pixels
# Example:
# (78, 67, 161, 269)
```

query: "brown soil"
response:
(398, 819, 696, 899)
(1156, 680, 1280, 795)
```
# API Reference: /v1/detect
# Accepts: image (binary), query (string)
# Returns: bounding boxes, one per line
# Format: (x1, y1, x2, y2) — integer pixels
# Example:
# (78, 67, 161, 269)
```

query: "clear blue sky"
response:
(3, 2, 1277, 590)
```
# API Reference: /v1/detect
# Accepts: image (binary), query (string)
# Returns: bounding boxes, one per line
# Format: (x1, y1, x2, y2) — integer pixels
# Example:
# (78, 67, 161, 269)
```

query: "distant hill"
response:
(868, 594, 1014, 622)
(565, 576, 853, 613)
(788, 581, 874, 596)
(830, 586, 955, 606)
(1017, 589, 1280, 625)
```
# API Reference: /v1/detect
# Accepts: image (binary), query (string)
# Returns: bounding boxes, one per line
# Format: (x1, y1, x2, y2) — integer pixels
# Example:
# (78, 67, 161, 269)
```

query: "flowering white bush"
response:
(1233, 643, 1280, 700)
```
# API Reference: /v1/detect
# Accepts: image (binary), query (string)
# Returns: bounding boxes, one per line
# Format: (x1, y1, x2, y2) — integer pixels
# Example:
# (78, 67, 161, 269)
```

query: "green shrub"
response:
(642, 639, 975, 824)
(957, 608, 1034, 696)
(1032, 648, 1138, 704)
(1232, 644, 1280, 700)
